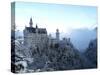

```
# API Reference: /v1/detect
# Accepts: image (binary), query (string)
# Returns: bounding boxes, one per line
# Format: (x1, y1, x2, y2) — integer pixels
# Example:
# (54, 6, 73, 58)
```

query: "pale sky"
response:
(15, 2, 97, 34)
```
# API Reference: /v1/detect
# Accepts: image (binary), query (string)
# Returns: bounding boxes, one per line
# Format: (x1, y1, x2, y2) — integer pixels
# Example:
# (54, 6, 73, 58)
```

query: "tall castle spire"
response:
(29, 18, 33, 27)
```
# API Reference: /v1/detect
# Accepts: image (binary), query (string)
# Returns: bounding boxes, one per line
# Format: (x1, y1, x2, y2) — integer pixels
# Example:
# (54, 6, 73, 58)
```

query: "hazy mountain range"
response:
(69, 28, 97, 52)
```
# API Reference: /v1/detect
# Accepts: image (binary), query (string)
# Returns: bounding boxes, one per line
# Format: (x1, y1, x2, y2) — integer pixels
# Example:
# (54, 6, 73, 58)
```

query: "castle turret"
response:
(29, 18, 33, 27)
(36, 24, 38, 33)
(56, 29, 60, 42)
(36, 24, 38, 29)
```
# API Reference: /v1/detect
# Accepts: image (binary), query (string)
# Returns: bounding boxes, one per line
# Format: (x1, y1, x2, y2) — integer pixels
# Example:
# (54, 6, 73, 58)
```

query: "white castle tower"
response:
(56, 29, 60, 42)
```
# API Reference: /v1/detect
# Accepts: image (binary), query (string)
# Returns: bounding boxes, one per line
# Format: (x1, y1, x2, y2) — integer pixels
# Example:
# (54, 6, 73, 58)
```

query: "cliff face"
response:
(84, 39, 97, 68)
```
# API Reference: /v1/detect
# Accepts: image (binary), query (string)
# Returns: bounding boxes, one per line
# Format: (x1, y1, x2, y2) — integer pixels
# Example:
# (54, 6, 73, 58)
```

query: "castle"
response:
(24, 18, 48, 50)
(23, 18, 60, 50)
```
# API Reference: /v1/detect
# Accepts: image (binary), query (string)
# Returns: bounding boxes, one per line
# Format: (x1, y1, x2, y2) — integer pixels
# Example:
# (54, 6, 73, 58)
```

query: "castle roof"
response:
(24, 18, 47, 34)
(25, 27, 47, 34)
(25, 27, 36, 33)
(38, 28, 47, 34)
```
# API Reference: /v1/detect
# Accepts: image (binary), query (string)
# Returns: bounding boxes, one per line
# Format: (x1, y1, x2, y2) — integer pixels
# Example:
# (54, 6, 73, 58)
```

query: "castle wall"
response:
(24, 30, 48, 50)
